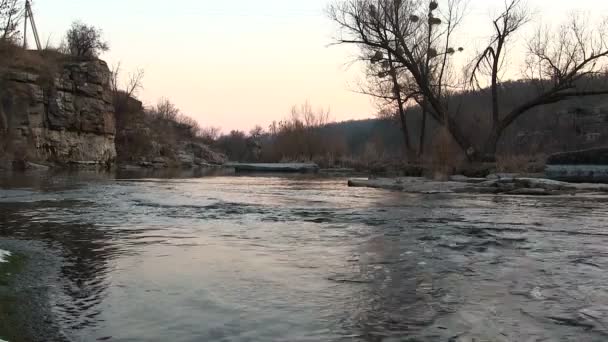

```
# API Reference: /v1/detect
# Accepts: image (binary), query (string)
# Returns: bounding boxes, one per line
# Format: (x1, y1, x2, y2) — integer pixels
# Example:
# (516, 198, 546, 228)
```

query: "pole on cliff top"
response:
(23, 0, 42, 50)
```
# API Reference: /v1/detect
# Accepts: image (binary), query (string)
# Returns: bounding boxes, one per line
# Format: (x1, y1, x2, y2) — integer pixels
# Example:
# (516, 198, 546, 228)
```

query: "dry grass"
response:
(496, 155, 529, 173)
(427, 127, 464, 179)
(496, 154, 547, 174)
(0, 40, 70, 89)
(312, 153, 371, 170)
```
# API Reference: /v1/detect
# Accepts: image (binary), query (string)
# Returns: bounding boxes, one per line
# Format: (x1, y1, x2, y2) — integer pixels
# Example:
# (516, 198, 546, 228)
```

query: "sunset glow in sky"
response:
(33, 0, 608, 132)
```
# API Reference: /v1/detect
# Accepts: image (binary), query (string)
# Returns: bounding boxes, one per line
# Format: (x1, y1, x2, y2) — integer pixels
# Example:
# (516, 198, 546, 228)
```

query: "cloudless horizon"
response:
(32, 0, 608, 133)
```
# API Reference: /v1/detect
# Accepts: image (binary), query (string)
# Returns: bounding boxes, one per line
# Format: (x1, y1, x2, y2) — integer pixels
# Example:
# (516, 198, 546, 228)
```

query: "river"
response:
(1, 172, 608, 341)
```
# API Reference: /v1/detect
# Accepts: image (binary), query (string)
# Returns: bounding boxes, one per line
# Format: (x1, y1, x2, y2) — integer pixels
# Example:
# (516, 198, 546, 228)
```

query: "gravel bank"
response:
(0, 240, 66, 342)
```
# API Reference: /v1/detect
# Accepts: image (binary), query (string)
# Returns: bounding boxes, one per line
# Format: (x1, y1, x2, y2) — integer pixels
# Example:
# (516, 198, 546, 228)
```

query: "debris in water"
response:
(327, 275, 371, 284)
(547, 316, 595, 328)
(530, 287, 544, 300)
(0, 249, 11, 263)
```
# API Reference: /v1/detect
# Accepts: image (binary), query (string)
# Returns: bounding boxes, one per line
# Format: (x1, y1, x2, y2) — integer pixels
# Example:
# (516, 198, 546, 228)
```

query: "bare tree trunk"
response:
(485, 44, 502, 162)
(418, 100, 427, 158)
(419, 2, 433, 160)
(483, 129, 500, 161)
(387, 53, 416, 162)
(396, 100, 416, 162)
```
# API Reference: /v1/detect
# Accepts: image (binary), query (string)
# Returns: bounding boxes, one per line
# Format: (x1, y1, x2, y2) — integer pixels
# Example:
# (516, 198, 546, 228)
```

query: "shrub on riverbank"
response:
(114, 95, 226, 167)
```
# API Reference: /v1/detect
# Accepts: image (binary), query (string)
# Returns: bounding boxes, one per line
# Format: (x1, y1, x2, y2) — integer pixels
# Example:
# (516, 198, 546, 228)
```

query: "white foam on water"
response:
(0, 249, 12, 263)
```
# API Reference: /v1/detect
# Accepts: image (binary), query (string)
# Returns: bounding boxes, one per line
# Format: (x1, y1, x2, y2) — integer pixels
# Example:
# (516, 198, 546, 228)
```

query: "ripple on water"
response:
(1, 175, 608, 341)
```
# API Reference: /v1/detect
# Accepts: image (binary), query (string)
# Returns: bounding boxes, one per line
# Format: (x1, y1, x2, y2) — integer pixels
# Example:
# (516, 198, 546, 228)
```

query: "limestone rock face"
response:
(1, 59, 116, 167)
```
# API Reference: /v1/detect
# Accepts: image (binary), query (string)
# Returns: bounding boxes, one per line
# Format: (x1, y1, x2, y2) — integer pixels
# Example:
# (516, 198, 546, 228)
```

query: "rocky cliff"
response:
(0, 57, 116, 168)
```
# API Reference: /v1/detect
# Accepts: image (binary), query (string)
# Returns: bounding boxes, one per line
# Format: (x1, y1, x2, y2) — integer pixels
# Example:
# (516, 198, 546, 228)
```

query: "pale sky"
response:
(31, 0, 608, 132)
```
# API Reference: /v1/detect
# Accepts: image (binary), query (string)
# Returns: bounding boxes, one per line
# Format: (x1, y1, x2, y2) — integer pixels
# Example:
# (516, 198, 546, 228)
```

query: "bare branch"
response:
(0, 0, 22, 41)
(126, 68, 144, 98)
(329, 0, 475, 158)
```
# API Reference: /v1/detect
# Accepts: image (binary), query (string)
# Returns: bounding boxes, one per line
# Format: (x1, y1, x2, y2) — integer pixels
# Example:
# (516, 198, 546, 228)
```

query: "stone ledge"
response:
(348, 176, 608, 196)
(546, 164, 608, 184)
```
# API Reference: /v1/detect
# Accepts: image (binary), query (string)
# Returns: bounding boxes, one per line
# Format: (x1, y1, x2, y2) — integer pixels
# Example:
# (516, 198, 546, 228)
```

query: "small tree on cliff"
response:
(65, 21, 108, 58)
(110, 62, 145, 114)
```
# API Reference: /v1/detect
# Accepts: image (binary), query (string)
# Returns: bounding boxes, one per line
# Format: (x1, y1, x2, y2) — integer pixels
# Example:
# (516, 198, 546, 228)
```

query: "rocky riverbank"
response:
(1, 49, 227, 172)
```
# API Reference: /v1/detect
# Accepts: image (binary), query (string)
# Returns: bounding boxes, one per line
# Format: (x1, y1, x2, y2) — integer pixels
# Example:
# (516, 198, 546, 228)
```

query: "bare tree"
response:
(125, 68, 144, 98)
(110, 62, 145, 117)
(110, 62, 121, 94)
(471, 2, 608, 159)
(363, 54, 418, 161)
(200, 126, 221, 141)
(469, 0, 528, 159)
(154, 98, 180, 121)
(417, 0, 466, 158)
(249, 125, 264, 139)
(65, 21, 108, 58)
(329, 0, 474, 159)
(292, 101, 331, 128)
(175, 114, 201, 138)
(0, 0, 21, 41)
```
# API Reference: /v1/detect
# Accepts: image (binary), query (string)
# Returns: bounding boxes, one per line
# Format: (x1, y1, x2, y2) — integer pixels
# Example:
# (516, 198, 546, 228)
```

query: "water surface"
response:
(1, 173, 608, 341)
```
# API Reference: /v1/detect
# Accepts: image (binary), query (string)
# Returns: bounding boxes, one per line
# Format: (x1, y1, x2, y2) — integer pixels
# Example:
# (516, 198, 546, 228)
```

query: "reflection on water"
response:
(1, 172, 608, 341)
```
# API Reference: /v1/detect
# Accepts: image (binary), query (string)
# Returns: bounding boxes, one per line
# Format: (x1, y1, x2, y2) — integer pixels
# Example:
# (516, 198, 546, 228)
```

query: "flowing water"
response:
(2, 172, 608, 341)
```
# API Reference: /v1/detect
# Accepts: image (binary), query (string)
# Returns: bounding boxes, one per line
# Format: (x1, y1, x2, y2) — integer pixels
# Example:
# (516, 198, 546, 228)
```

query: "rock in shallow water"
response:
(227, 163, 319, 173)
(506, 188, 551, 196)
